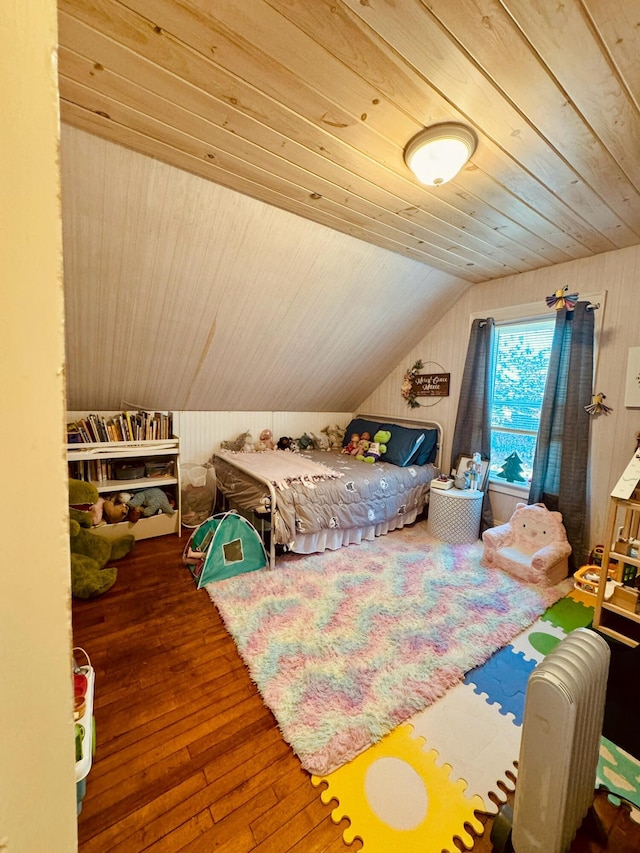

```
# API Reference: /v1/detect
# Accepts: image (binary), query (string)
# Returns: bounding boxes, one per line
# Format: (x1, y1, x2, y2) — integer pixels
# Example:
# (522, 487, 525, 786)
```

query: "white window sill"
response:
(488, 479, 531, 500)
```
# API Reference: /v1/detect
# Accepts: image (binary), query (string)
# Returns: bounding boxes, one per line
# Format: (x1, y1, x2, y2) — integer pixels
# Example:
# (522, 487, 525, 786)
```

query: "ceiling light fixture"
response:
(404, 123, 477, 187)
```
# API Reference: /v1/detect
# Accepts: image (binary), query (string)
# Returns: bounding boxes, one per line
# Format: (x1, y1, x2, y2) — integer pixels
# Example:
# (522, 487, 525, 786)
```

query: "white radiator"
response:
(510, 627, 610, 853)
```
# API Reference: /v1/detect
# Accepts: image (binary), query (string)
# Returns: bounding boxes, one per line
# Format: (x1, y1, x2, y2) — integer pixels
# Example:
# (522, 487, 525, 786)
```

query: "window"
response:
(470, 290, 604, 490)
(489, 317, 555, 487)
(223, 537, 244, 565)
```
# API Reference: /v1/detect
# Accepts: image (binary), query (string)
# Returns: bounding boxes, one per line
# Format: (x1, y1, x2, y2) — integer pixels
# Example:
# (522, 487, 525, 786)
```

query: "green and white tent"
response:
(183, 510, 268, 587)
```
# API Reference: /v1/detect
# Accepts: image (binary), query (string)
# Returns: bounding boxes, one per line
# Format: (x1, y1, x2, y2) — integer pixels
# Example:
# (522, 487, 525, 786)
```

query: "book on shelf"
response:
(66, 412, 174, 444)
(68, 459, 108, 483)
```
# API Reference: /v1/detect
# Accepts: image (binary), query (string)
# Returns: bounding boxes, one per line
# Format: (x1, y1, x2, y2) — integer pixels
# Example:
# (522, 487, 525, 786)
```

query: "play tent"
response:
(183, 510, 268, 587)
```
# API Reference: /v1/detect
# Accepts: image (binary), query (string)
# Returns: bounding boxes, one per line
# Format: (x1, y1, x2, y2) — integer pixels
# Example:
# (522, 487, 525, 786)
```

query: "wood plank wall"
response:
(174, 411, 354, 463)
(360, 244, 640, 556)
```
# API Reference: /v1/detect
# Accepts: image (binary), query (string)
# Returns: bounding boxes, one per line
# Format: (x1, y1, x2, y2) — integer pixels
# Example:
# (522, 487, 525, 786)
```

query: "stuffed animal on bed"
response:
(221, 431, 252, 452)
(296, 433, 315, 451)
(342, 433, 360, 455)
(125, 487, 176, 520)
(309, 431, 329, 451)
(321, 423, 345, 450)
(255, 429, 275, 451)
(277, 436, 295, 451)
(353, 432, 371, 459)
(357, 430, 391, 463)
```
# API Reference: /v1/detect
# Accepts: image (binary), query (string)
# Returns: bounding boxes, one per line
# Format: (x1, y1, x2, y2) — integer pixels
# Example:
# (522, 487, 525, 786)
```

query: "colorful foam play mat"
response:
(311, 597, 640, 851)
(205, 527, 640, 851)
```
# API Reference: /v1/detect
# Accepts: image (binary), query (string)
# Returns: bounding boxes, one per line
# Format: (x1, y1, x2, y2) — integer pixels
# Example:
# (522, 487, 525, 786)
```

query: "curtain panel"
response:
(451, 317, 495, 532)
(529, 302, 594, 568)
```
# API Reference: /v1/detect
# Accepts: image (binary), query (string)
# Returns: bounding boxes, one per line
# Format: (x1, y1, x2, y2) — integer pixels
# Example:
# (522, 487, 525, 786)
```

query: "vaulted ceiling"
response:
(57, 1, 640, 414)
(58, 0, 640, 284)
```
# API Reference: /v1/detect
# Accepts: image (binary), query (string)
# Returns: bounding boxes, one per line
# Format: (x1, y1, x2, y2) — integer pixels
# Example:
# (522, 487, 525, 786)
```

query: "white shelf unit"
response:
(68, 438, 181, 540)
(593, 496, 640, 648)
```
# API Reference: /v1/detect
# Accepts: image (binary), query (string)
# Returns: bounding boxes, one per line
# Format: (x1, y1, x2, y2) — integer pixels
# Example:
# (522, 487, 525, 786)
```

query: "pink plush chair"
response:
(481, 502, 572, 586)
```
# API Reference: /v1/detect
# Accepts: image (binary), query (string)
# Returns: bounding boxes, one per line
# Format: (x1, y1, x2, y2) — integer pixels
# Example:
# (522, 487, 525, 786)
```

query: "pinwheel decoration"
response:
(584, 393, 613, 416)
(546, 285, 579, 311)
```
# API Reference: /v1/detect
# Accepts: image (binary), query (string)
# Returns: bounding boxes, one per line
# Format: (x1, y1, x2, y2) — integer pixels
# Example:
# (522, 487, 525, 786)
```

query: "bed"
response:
(211, 415, 442, 567)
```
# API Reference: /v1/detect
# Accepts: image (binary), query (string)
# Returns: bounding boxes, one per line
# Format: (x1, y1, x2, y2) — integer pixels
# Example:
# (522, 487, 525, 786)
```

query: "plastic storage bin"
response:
(181, 463, 216, 528)
(74, 648, 95, 815)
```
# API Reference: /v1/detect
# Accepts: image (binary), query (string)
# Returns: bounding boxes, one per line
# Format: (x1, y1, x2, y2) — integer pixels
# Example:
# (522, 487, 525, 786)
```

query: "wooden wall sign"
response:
(402, 360, 449, 408)
(411, 373, 450, 397)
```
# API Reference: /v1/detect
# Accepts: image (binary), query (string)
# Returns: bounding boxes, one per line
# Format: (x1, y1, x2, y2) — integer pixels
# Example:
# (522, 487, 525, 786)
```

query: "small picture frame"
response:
(454, 454, 490, 491)
(624, 347, 640, 408)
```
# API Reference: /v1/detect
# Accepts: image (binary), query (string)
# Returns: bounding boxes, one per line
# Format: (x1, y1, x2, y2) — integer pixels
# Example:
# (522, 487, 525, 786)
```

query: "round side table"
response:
(427, 487, 483, 544)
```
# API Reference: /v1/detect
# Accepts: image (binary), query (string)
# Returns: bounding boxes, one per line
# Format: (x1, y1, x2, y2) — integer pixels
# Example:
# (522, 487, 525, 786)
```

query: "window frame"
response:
(470, 291, 605, 498)
(489, 315, 555, 491)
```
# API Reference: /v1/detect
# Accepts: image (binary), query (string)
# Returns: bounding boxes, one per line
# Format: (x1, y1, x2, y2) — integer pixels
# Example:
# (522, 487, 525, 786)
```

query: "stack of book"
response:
(67, 412, 173, 444)
(68, 459, 117, 483)
(67, 458, 175, 483)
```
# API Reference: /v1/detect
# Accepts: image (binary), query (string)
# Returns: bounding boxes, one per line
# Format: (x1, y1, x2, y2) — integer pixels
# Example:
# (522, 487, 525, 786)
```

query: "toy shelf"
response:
(92, 475, 177, 493)
(593, 496, 640, 648)
(92, 511, 179, 541)
(67, 439, 179, 461)
(67, 435, 181, 540)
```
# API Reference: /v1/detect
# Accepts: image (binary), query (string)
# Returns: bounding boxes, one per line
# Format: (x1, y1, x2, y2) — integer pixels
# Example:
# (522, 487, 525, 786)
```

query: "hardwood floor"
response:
(74, 533, 357, 852)
(74, 533, 640, 852)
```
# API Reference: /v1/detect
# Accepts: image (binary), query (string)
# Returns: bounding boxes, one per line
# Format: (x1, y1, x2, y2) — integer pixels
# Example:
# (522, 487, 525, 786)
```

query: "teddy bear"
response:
(102, 495, 129, 524)
(123, 487, 175, 522)
(68, 479, 135, 599)
(310, 431, 329, 451)
(321, 424, 345, 450)
(357, 430, 391, 463)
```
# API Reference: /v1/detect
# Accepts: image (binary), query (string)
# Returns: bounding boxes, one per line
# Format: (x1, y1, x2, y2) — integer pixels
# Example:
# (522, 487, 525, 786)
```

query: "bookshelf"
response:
(67, 412, 181, 541)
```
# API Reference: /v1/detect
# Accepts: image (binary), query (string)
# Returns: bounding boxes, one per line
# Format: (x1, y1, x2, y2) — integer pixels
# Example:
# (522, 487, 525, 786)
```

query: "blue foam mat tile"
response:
(464, 646, 535, 726)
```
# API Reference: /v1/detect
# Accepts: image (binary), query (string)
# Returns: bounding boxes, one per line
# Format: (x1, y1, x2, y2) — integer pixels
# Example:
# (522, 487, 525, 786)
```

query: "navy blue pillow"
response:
(382, 425, 438, 466)
(412, 428, 438, 465)
(383, 425, 426, 467)
(342, 418, 381, 446)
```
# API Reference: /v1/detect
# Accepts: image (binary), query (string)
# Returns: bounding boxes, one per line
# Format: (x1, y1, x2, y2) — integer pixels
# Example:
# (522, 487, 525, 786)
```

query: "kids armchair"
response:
(481, 502, 571, 586)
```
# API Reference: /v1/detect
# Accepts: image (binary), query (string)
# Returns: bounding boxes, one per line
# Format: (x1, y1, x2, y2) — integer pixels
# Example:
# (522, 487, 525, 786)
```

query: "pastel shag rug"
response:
(206, 523, 572, 775)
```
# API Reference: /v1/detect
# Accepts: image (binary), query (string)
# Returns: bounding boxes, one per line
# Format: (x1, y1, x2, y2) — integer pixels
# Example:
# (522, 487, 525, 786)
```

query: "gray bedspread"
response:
(212, 448, 438, 548)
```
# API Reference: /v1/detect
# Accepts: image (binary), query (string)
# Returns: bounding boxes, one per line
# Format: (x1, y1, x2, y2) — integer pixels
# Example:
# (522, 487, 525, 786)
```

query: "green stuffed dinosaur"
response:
(69, 478, 135, 599)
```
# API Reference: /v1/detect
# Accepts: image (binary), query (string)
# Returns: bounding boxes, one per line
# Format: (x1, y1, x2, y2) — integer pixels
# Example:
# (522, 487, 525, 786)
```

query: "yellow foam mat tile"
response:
(311, 724, 485, 851)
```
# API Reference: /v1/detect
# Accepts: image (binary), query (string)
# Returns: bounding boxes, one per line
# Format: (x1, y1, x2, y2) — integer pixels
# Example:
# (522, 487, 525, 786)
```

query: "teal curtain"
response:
(529, 302, 595, 570)
(451, 318, 495, 532)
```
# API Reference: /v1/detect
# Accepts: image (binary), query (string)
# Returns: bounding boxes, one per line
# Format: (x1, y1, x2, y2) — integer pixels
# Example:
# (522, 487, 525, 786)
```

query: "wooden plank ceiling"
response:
(58, 0, 640, 285)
